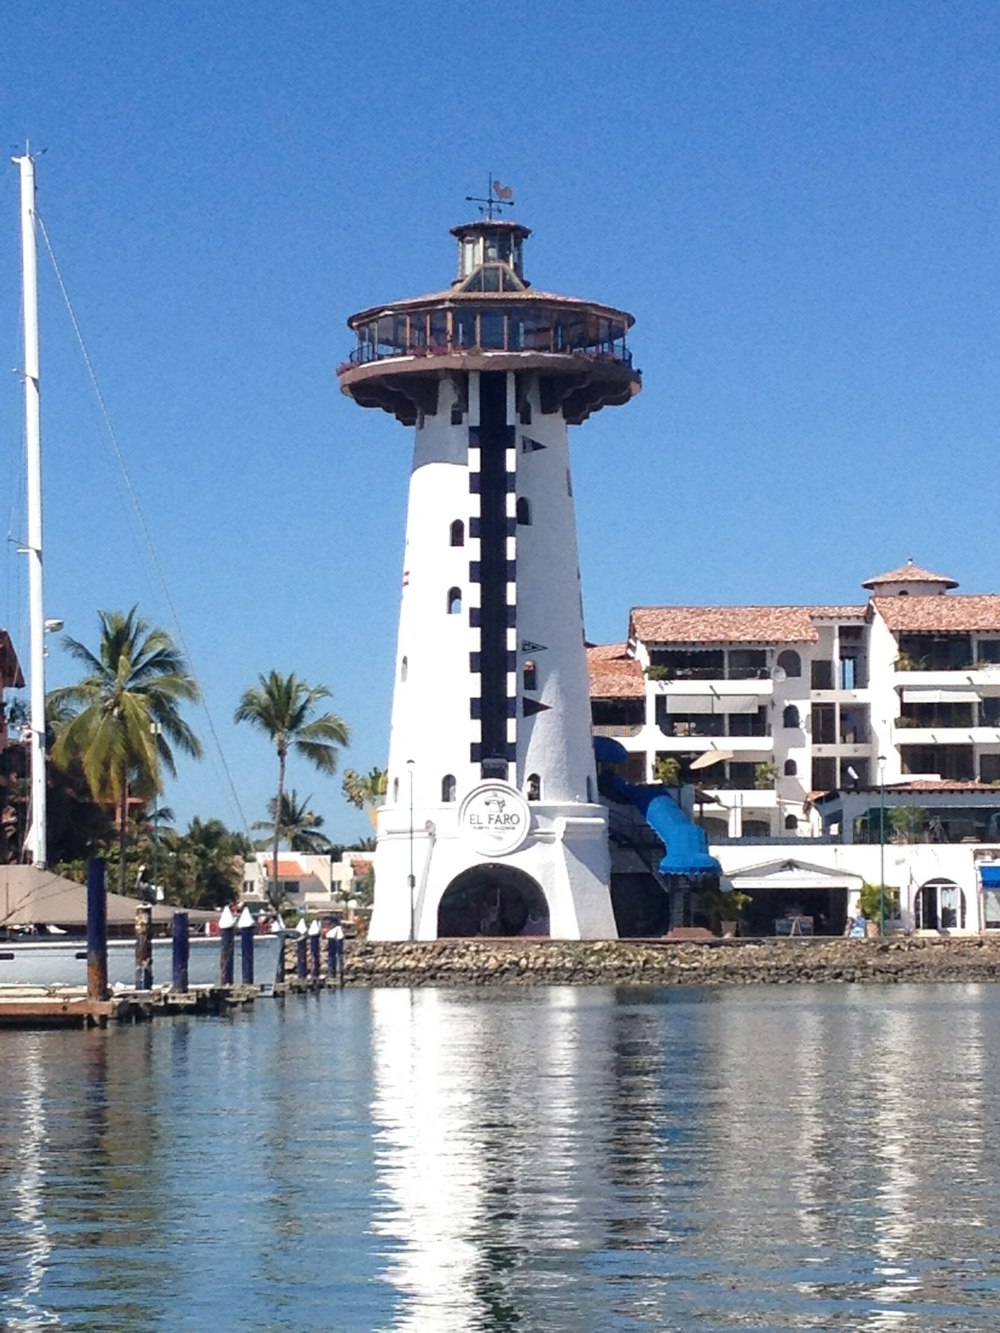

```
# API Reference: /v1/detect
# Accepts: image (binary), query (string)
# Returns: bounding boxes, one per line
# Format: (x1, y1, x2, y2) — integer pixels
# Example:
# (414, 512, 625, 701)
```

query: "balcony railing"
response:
(345, 303, 633, 370)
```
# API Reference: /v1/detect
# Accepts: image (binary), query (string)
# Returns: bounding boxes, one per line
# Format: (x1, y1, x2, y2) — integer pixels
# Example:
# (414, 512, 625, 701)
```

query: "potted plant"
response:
(701, 882, 752, 936)
(858, 881, 900, 936)
(754, 762, 778, 789)
(654, 755, 681, 785)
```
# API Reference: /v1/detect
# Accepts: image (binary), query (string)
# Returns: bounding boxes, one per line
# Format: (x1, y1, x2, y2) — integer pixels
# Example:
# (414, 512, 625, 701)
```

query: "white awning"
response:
(667, 693, 761, 714)
(900, 687, 980, 704)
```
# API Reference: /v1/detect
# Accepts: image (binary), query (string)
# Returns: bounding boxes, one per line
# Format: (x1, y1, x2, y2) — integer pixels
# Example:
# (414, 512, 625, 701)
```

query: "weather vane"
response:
(466, 173, 515, 220)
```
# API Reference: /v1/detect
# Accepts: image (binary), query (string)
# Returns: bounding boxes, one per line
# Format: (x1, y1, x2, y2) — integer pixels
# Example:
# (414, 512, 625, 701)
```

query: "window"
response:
(811, 659, 835, 689)
(784, 759, 797, 777)
(441, 774, 456, 802)
(783, 705, 800, 729)
(392, 777, 399, 802)
(777, 650, 801, 678)
(586, 776, 593, 801)
(447, 587, 462, 614)
(784, 814, 798, 831)
(450, 520, 464, 546)
(523, 660, 537, 691)
(400, 656, 408, 682)
(516, 496, 531, 525)
(527, 773, 541, 801)
(811, 704, 836, 745)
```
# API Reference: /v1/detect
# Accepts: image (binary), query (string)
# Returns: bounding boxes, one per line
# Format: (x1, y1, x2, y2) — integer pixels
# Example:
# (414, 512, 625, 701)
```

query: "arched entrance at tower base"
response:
(438, 864, 550, 938)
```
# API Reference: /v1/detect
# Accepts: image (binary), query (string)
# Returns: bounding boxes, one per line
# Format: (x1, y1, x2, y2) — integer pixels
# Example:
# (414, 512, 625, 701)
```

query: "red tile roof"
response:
(873, 594, 1000, 632)
(264, 860, 316, 878)
(587, 643, 645, 698)
(628, 605, 863, 645)
(863, 560, 958, 590)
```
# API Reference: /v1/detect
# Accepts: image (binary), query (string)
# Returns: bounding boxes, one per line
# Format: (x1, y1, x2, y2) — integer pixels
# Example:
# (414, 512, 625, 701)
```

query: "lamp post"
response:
(877, 754, 887, 936)
(406, 758, 415, 940)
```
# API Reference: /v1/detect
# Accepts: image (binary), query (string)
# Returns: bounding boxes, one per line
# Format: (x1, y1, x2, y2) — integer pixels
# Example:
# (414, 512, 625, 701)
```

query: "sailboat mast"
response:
(14, 150, 47, 868)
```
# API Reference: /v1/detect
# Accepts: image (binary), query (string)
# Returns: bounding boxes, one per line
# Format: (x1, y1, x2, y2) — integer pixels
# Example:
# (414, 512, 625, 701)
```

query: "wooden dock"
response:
(0, 983, 261, 1028)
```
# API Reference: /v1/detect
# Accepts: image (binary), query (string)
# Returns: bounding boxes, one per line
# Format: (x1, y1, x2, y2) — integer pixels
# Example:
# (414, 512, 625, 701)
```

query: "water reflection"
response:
(2, 987, 1000, 1330)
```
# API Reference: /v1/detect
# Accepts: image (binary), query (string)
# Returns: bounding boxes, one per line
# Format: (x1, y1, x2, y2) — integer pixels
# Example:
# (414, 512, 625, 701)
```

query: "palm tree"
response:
(252, 789, 333, 854)
(341, 766, 387, 829)
(234, 671, 349, 905)
(50, 608, 203, 895)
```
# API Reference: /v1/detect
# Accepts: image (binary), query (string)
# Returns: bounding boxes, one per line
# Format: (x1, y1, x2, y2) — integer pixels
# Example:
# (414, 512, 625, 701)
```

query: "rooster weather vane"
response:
(466, 174, 515, 220)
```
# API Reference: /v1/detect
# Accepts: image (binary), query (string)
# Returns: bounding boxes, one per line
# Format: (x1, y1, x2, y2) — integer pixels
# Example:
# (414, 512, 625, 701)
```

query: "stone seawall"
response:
(329, 937, 1000, 988)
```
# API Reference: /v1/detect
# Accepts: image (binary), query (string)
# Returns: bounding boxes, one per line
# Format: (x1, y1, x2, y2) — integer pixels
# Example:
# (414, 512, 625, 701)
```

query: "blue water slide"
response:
(594, 739, 720, 878)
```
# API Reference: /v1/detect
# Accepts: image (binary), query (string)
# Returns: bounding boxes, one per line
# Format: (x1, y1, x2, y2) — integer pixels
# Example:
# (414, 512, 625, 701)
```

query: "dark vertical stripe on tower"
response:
(477, 372, 514, 772)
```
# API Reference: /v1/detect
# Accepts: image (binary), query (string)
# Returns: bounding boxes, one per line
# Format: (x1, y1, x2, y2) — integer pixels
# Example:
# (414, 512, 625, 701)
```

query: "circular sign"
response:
(458, 782, 531, 856)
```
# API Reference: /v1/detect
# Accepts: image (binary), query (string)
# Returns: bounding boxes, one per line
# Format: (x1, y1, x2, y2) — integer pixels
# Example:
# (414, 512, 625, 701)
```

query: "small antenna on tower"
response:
(466, 173, 515, 220)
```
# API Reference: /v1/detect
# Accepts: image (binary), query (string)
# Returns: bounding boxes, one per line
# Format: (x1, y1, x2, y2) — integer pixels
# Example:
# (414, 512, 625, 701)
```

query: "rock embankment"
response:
(334, 936, 1000, 988)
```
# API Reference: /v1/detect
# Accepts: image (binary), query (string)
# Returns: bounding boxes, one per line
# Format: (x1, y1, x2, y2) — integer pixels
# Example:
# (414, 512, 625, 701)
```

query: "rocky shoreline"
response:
(329, 936, 1000, 988)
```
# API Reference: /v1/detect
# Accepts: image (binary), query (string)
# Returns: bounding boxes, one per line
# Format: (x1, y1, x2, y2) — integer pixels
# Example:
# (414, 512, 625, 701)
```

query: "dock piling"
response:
(86, 857, 108, 1000)
(135, 903, 153, 990)
(172, 911, 189, 992)
(219, 904, 235, 986)
(238, 906, 255, 985)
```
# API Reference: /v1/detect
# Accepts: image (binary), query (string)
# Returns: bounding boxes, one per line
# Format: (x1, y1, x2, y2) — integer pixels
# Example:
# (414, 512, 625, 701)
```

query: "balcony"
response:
(344, 303, 634, 371)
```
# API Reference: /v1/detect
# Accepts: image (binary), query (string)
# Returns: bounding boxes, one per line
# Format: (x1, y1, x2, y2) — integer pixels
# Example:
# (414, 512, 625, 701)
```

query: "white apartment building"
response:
(590, 560, 1000, 836)
(589, 562, 1000, 934)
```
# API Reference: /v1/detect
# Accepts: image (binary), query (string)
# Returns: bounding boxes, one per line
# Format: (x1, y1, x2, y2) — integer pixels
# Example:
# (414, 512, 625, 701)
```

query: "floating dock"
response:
(0, 983, 261, 1028)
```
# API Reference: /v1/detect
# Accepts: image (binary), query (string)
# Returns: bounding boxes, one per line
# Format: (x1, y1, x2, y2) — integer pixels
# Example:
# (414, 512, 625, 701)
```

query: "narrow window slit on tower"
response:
(447, 587, 462, 614)
(516, 496, 531, 526)
(442, 774, 456, 802)
(523, 660, 537, 691)
(450, 519, 465, 546)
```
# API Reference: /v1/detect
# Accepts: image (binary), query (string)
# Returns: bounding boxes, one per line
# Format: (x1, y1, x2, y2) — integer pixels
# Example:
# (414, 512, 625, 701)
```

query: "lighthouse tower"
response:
(338, 209, 640, 940)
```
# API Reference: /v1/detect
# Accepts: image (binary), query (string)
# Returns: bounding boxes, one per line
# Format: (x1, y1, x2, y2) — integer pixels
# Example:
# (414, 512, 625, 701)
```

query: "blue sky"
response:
(3, 1, 999, 844)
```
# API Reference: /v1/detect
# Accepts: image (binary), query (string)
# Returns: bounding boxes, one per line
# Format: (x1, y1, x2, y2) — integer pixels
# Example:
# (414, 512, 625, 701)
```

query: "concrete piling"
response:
(172, 911, 189, 992)
(86, 858, 108, 1000)
(238, 906, 255, 985)
(218, 904, 235, 986)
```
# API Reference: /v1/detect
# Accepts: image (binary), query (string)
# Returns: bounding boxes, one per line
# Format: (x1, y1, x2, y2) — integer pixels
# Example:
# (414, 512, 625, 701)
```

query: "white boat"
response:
(0, 932, 285, 990)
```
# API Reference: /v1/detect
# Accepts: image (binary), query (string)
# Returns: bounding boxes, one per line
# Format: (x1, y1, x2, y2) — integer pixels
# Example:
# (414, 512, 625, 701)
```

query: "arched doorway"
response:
(438, 864, 549, 937)
(915, 878, 966, 931)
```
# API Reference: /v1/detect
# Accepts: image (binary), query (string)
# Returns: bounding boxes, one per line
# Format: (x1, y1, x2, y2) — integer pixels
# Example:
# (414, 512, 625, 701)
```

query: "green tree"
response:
(252, 790, 332, 854)
(341, 766, 387, 829)
(234, 671, 349, 905)
(49, 608, 202, 895)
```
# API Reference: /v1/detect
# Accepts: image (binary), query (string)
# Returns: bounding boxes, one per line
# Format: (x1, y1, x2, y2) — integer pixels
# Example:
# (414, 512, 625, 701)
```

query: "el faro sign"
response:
(458, 783, 531, 856)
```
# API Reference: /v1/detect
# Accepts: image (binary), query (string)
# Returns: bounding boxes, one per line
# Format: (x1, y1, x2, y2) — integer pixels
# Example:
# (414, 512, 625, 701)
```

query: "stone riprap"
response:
(328, 937, 1000, 988)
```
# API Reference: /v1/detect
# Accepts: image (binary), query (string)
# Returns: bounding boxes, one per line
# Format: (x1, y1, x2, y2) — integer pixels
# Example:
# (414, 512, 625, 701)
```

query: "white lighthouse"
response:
(338, 206, 640, 940)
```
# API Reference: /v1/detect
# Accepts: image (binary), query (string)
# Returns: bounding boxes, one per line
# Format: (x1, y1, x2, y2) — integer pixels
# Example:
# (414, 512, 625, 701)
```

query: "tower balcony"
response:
(338, 295, 640, 425)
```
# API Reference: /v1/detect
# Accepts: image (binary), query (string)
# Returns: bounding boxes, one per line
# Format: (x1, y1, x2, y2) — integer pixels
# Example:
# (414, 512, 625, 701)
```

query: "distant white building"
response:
(242, 852, 365, 916)
(590, 561, 1000, 935)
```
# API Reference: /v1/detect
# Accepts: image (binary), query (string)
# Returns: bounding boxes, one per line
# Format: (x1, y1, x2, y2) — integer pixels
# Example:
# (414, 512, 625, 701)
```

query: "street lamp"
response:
(406, 758, 415, 940)
(877, 754, 887, 936)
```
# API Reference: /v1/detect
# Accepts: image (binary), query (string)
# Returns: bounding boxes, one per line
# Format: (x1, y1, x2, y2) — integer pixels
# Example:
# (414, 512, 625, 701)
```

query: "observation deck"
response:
(337, 219, 640, 426)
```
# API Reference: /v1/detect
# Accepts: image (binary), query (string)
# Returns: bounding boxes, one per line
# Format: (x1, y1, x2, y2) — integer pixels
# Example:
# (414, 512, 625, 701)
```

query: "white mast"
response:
(13, 150, 47, 868)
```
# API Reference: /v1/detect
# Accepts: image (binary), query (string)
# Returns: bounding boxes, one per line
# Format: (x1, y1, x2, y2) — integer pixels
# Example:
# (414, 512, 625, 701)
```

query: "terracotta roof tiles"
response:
(587, 643, 645, 698)
(863, 560, 958, 590)
(628, 605, 863, 645)
(873, 594, 1000, 632)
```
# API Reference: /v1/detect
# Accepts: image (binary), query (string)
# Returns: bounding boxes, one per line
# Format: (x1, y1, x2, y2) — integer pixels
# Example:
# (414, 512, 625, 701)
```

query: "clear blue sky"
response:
(3, 1, 998, 844)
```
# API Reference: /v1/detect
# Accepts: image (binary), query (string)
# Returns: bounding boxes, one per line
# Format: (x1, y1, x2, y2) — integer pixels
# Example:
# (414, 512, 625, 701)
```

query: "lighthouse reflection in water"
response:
(2, 987, 1000, 1330)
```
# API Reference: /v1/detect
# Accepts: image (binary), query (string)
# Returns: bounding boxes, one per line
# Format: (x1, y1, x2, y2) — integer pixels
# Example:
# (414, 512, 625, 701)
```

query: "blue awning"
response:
(981, 865, 1000, 888)
(593, 736, 629, 764)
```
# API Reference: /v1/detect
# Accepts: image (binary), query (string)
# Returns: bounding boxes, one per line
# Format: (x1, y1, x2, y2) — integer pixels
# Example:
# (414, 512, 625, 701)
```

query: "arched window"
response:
(784, 814, 798, 831)
(400, 656, 408, 682)
(915, 878, 965, 930)
(783, 705, 800, 729)
(784, 759, 797, 777)
(777, 650, 802, 678)
(527, 773, 541, 801)
(516, 496, 531, 526)
(441, 774, 456, 803)
(450, 519, 464, 546)
(586, 776, 593, 802)
(392, 777, 399, 802)
(447, 587, 462, 614)
(523, 660, 537, 691)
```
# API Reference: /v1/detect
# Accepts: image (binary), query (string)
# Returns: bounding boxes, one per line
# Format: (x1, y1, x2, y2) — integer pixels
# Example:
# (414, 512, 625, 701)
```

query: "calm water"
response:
(2, 984, 1000, 1331)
